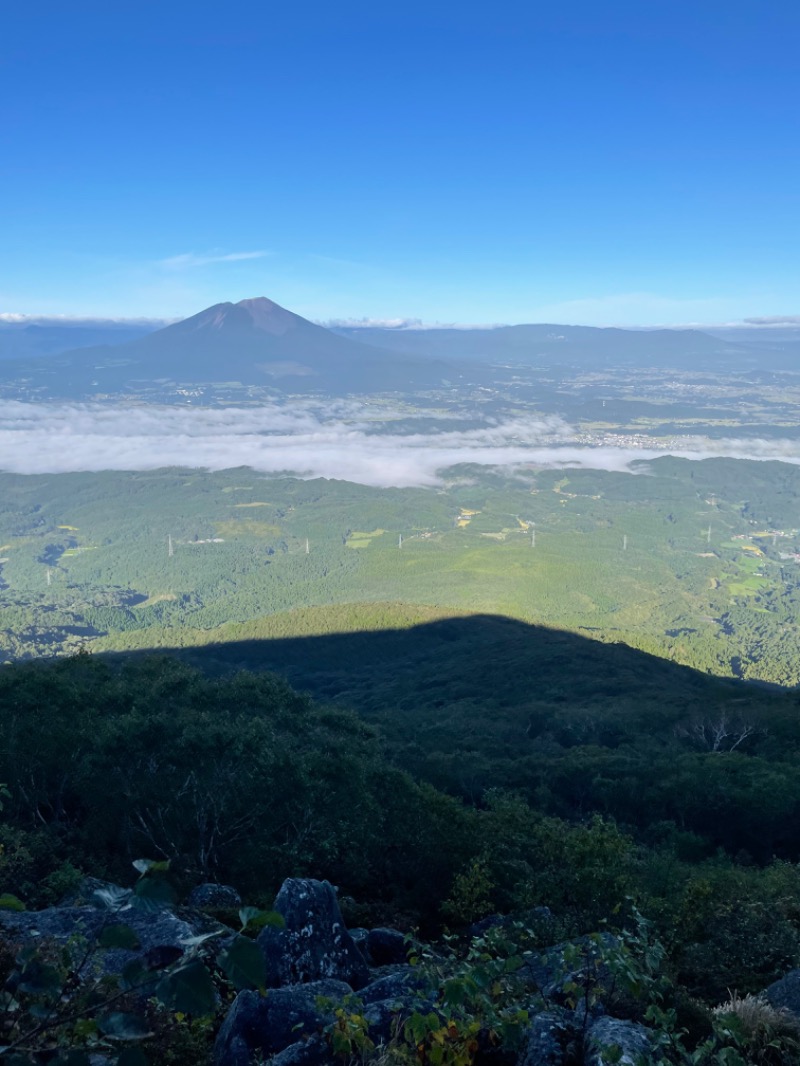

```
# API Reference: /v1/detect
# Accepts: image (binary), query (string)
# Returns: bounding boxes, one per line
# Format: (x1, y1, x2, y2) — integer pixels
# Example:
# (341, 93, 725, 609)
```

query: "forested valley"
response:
(3, 456, 800, 1062)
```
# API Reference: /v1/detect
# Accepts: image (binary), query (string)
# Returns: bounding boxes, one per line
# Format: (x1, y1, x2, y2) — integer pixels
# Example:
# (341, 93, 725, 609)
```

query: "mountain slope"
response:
(114, 612, 800, 861)
(16, 298, 449, 395)
(0, 323, 157, 360)
(335, 322, 758, 368)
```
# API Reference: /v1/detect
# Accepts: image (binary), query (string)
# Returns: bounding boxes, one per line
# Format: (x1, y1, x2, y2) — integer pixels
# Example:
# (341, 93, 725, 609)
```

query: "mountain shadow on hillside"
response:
(108, 614, 800, 847)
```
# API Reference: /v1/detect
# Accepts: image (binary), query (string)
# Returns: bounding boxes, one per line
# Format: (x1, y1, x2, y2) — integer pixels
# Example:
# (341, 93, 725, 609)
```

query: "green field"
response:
(1, 455, 800, 685)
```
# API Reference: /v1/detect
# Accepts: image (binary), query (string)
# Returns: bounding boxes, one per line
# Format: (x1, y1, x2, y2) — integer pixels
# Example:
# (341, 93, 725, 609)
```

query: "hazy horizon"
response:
(2, 306, 799, 335)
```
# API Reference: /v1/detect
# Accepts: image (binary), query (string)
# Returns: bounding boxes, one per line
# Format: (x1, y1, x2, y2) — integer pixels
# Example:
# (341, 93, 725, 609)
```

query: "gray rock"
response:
(349, 927, 370, 956)
(584, 1017, 658, 1065)
(522, 933, 619, 1006)
(468, 914, 505, 938)
(468, 908, 552, 941)
(213, 979, 352, 1066)
(0, 905, 105, 943)
(188, 883, 242, 910)
(271, 1035, 333, 1066)
(60, 877, 130, 908)
(765, 969, 800, 1017)
(360, 968, 427, 1005)
(366, 927, 408, 966)
(518, 1009, 579, 1066)
(0, 903, 197, 979)
(257, 879, 370, 991)
(363, 996, 438, 1045)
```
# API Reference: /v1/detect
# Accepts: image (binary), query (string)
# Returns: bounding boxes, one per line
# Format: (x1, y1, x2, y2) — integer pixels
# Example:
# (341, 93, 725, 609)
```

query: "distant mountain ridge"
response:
(5, 297, 450, 395)
(0, 322, 158, 361)
(0, 296, 794, 397)
(333, 321, 761, 368)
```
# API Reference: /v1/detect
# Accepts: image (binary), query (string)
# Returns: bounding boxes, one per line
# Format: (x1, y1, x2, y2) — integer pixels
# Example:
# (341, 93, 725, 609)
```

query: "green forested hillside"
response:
(118, 614, 800, 865)
(3, 647, 800, 1012)
(2, 456, 800, 685)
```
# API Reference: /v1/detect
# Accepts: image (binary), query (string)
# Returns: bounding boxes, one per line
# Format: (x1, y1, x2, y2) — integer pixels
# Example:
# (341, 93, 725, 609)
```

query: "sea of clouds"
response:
(1, 400, 800, 488)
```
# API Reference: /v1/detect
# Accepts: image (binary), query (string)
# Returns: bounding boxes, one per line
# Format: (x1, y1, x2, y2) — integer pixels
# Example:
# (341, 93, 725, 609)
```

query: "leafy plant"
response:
(0, 862, 222, 1064)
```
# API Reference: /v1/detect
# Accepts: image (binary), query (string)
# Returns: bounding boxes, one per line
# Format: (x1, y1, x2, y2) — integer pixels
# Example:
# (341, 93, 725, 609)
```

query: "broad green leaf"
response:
(503, 956, 524, 973)
(0, 894, 25, 912)
(19, 960, 62, 996)
(142, 945, 183, 971)
(156, 958, 216, 1016)
(29, 1001, 57, 1020)
(218, 934, 267, 991)
(132, 859, 170, 875)
(239, 906, 284, 932)
(121, 958, 149, 990)
(238, 906, 261, 929)
(133, 875, 176, 912)
(98, 1011, 152, 1041)
(99, 924, 140, 950)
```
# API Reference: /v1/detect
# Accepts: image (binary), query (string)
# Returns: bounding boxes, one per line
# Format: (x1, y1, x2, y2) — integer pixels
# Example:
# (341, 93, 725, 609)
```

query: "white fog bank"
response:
(0, 400, 799, 488)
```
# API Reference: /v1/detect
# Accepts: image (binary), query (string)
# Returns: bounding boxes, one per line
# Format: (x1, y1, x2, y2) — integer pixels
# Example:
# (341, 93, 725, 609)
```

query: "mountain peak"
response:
(236, 296, 300, 335)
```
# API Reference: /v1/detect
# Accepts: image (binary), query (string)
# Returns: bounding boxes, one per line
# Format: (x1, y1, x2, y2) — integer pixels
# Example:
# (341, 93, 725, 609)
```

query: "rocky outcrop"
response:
(468, 907, 552, 941)
(517, 1009, 579, 1066)
(213, 979, 352, 1066)
(584, 1017, 658, 1065)
(359, 968, 426, 1005)
(0, 876, 671, 1066)
(764, 968, 800, 1017)
(0, 903, 199, 978)
(522, 933, 619, 1005)
(258, 878, 370, 990)
(188, 883, 242, 910)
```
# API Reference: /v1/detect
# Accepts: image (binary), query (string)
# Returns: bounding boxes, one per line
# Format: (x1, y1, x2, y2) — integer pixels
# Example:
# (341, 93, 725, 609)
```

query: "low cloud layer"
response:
(1, 401, 800, 488)
(0, 314, 168, 328)
(743, 315, 800, 327)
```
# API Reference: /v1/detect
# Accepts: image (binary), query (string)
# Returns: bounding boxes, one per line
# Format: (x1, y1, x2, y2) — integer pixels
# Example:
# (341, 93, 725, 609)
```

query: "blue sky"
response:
(2, 0, 799, 326)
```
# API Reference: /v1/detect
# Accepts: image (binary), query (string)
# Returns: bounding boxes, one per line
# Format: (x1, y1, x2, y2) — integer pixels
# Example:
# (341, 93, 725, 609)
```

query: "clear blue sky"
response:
(2, 0, 799, 325)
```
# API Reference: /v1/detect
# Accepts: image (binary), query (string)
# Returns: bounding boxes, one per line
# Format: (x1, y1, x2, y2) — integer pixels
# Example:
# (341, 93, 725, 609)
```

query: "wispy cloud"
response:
(307, 254, 365, 269)
(2, 401, 800, 488)
(743, 315, 800, 328)
(158, 250, 271, 270)
(322, 317, 426, 330)
(320, 317, 506, 330)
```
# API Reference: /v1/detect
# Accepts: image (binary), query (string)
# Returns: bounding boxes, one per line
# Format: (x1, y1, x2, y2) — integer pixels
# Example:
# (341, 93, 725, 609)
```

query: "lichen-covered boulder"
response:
(213, 979, 351, 1066)
(359, 968, 426, 1005)
(270, 1035, 332, 1066)
(522, 933, 619, 1005)
(0, 902, 203, 980)
(258, 879, 370, 990)
(584, 1017, 658, 1065)
(765, 969, 800, 1017)
(349, 927, 370, 957)
(363, 996, 438, 1045)
(517, 1009, 579, 1066)
(188, 883, 242, 910)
